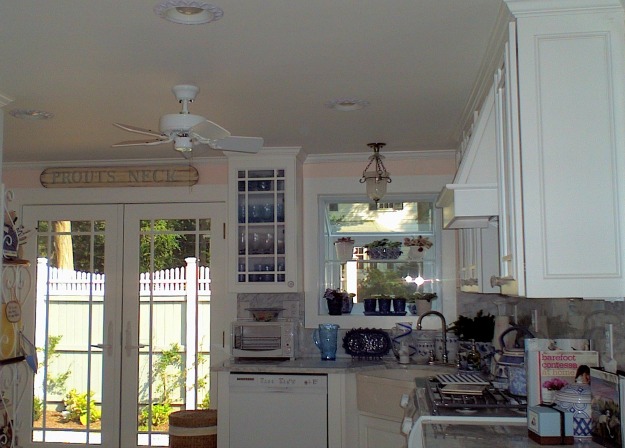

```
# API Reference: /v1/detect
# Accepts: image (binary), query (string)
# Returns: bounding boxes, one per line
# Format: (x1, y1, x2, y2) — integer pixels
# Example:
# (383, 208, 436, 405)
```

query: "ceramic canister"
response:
(555, 383, 592, 438)
(413, 330, 436, 364)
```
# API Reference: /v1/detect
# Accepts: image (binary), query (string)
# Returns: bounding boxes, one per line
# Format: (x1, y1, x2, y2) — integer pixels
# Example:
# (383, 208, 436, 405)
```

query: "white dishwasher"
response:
(228, 373, 328, 448)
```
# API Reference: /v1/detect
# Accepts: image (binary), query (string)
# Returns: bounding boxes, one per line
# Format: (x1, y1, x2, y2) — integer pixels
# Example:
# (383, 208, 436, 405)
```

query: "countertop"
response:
(215, 357, 389, 374)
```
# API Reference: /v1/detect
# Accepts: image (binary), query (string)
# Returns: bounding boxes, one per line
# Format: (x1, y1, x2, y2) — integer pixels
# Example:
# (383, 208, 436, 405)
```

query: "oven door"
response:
(231, 323, 287, 358)
(405, 388, 528, 448)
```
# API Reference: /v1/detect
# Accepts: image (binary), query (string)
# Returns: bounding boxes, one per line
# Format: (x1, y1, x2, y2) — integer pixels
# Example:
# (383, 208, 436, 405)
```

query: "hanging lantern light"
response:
(359, 142, 392, 203)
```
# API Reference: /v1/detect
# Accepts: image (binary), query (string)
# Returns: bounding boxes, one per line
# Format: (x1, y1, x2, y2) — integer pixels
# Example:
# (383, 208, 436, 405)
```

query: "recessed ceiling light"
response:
(154, 1, 224, 25)
(325, 98, 369, 111)
(9, 109, 54, 120)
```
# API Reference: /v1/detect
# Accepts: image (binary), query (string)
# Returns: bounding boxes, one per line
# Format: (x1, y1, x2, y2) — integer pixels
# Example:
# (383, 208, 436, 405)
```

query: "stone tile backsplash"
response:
(455, 292, 625, 370)
(236, 292, 625, 367)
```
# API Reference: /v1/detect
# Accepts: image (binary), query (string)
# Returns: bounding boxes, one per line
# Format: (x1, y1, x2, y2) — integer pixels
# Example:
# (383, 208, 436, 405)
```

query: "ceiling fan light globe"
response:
(174, 136, 193, 152)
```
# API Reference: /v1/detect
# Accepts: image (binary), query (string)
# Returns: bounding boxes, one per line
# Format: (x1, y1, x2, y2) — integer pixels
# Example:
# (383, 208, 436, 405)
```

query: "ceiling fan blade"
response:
(113, 122, 165, 138)
(190, 119, 231, 141)
(211, 136, 264, 153)
(112, 138, 171, 147)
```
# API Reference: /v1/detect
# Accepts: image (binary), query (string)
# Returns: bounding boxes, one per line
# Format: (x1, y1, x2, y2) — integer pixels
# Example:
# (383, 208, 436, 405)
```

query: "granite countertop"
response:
(215, 357, 390, 373)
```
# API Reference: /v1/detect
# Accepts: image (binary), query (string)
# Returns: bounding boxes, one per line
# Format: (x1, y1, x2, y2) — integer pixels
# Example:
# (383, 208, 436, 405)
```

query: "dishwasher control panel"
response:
(230, 373, 327, 392)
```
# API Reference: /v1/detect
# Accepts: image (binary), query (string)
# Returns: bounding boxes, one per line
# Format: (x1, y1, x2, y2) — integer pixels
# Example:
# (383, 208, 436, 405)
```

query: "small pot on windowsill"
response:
(326, 298, 343, 316)
(407, 293, 437, 315)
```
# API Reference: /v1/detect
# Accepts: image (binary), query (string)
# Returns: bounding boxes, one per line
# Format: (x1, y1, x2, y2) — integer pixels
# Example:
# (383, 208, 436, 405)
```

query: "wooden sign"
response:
(40, 166, 199, 188)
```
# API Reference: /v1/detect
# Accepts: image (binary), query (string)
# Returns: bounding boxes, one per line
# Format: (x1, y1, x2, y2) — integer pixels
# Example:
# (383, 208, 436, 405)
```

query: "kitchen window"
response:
(319, 195, 441, 316)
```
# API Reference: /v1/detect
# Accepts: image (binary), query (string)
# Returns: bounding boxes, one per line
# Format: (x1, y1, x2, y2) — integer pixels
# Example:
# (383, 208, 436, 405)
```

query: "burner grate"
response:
(425, 377, 527, 416)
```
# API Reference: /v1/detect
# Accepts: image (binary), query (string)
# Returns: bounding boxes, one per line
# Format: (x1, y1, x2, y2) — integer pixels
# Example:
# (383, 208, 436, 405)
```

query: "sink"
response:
(356, 364, 456, 421)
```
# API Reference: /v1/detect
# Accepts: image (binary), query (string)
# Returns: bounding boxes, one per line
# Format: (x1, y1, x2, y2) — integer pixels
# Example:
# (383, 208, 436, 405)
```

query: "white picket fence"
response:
(35, 257, 212, 407)
(39, 258, 211, 296)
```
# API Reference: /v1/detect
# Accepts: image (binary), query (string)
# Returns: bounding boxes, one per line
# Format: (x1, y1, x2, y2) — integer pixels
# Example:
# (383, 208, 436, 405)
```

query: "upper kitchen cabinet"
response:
(226, 148, 305, 293)
(457, 224, 500, 294)
(496, 0, 625, 297)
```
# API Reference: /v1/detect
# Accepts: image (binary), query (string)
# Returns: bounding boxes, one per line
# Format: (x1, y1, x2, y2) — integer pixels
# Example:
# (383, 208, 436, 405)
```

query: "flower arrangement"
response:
(323, 288, 355, 315)
(542, 377, 568, 391)
(364, 239, 402, 259)
(403, 236, 433, 250)
(365, 238, 401, 249)
(323, 288, 353, 301)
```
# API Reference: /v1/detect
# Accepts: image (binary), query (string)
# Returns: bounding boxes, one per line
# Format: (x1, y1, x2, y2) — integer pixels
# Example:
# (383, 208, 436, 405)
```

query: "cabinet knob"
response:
(461, 278, 478, 287)
(490, 275, 513, 288)
(287, 281, 294, 288)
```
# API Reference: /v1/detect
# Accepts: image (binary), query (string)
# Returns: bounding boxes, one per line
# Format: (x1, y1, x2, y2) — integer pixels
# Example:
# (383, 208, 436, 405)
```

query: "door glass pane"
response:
(33, 220, 105, 444)
(136, 218, 212, 447)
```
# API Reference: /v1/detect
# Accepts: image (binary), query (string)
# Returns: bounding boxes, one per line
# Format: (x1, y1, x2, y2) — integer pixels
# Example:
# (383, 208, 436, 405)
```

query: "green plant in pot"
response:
(357, 267, 413, 299)
(364, 238, 402, 260)
(406, 292, 437, 315)
(447, 310, 496, 342)
(323, 288, 355, 315)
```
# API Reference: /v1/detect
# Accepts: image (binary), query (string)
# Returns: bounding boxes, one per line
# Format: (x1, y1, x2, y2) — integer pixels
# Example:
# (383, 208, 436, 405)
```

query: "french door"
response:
(20, 202, 226, 447)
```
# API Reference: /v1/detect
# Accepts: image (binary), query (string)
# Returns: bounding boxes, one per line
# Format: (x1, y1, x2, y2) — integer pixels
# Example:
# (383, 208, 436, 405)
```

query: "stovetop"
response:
(425, 377, 527, 417)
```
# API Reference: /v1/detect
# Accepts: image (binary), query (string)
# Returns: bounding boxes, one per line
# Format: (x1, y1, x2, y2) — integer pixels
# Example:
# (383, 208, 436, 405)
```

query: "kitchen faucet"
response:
(416, 311, 448, 364)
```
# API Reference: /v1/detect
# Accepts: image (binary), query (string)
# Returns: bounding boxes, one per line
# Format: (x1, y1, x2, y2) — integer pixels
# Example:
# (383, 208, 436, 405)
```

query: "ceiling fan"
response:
(112, 84, 263, 157)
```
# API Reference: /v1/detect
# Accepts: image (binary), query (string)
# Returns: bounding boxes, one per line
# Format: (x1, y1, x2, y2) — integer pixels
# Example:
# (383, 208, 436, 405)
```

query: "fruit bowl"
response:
(246, 307, 285, 322)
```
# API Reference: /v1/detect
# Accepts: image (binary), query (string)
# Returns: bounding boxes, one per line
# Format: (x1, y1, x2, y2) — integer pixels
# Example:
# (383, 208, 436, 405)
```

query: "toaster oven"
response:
(231, 321, 297, 360)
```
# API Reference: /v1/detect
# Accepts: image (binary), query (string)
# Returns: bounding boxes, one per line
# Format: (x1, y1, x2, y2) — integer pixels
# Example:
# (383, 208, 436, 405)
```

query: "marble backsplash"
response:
(454, 292, 625, 370)
(237, 292, 625, 367)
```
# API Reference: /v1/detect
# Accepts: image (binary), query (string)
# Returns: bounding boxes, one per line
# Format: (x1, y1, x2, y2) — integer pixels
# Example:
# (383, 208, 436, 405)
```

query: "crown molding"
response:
(303, 149, 456, 164)
(504, 0, 624, 16)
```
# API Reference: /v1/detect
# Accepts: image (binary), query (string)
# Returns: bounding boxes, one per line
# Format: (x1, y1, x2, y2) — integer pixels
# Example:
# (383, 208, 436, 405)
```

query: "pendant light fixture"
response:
(360, 142, 391, 203)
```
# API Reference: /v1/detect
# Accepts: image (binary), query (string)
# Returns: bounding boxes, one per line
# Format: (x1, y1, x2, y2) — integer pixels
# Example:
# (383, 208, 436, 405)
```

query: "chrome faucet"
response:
(416, 311, 448, 364)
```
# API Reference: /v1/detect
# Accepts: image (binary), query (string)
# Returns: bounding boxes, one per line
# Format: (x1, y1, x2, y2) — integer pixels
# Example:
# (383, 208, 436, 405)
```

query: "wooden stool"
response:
(169, 409, 217, 448)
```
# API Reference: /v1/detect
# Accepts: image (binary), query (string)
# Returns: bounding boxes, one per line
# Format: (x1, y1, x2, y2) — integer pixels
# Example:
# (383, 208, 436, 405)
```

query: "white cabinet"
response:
(358, 415, 405, 448)
(492, 21, 525, 296)
(227, 148, 304, 293)
(494, 2, 625, 297)
(457, 224, 499, 294)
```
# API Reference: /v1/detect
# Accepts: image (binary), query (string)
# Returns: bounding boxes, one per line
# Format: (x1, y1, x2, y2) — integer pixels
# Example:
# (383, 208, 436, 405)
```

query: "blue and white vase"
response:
(555, 383, 592, 438)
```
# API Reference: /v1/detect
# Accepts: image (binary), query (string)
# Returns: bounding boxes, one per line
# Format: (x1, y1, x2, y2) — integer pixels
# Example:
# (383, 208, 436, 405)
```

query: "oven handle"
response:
(400, 391, 417, 436)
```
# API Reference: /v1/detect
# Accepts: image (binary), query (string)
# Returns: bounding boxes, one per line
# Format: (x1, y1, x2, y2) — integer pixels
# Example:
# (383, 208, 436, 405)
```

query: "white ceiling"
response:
(0, 0, 505, 164)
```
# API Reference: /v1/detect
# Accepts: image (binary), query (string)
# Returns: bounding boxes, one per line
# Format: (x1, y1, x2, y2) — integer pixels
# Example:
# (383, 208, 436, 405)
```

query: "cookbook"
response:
(525, 338, 597, 407)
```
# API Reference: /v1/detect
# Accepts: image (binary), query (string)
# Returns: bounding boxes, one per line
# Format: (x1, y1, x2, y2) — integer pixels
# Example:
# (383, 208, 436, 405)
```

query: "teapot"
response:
(494, 326, 534, 396)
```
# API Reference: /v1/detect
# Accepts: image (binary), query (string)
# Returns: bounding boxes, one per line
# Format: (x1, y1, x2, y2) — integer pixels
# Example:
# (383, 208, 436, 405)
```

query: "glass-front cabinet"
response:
(227, 149, 303, 293)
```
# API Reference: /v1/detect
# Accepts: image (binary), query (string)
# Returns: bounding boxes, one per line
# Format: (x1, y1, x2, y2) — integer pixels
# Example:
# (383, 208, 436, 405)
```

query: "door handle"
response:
(124, 321, 147, 356)
(91, 321, 114, 356)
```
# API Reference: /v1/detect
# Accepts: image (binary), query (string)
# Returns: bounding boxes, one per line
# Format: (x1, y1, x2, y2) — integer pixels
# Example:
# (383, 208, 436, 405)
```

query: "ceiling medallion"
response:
(154, 1, 224, 25)
(325, 98, 369, 112)
(9, 109, 54, 120)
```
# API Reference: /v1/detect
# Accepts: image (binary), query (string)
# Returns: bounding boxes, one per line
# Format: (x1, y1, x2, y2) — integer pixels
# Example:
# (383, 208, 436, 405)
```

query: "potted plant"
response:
(323, 288, 355, 315)
(403, 236, 433, 260)
(447, 310, 496, 343)
(406, 292, 437, 315)
(334, 237, 355, 262)
(364, 238, 402, 260)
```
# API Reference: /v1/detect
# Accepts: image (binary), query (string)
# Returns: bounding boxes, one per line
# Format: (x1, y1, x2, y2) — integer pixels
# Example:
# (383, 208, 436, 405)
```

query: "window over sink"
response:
(319, 195, 442, 318)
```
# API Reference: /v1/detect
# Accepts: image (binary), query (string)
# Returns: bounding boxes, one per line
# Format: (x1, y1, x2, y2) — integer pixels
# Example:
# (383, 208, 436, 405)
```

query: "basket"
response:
(169, 409, 217, 448)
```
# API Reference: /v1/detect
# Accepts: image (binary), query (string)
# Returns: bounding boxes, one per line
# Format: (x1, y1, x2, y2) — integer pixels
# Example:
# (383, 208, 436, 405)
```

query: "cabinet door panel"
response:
(515, 12, 625, 297)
